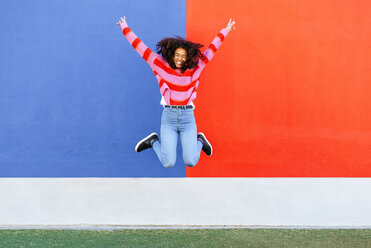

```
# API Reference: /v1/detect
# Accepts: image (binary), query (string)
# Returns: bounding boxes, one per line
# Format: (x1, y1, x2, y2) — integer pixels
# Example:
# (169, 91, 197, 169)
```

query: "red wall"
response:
(186, 0, 371, 177)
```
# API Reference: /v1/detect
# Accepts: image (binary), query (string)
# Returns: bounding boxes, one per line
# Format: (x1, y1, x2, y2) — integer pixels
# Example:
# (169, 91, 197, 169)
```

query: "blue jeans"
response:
(152, 107, 203, 168)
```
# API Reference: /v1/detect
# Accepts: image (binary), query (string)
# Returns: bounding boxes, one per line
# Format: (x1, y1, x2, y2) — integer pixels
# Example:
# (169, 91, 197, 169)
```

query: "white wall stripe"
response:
(0, 178, 370, 226)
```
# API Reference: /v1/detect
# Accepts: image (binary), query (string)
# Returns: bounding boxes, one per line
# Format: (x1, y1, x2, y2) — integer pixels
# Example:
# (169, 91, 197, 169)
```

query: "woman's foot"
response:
(197, 132, 213, 156)
(135, 133, 159, 152)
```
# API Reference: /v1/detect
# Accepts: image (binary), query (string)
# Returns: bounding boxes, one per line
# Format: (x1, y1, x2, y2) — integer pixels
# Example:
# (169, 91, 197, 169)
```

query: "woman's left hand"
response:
(226, 18, 236, 31)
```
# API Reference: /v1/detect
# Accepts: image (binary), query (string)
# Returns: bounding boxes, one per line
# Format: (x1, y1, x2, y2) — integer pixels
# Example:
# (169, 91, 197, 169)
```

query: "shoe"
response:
(197, 132, 212, 156)
(135, 133, 159, 152)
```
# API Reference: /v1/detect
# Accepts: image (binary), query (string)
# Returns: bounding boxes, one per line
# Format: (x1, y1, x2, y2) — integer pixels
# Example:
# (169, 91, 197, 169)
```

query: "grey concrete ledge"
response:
(1, 225, 371, 230)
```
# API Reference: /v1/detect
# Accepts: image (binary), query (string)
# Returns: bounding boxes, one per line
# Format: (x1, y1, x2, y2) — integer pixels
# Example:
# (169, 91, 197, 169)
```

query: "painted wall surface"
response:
(187, 0, 371, 177)
(1, 178, 371, 226)
(0, 0, 187, 177)
(1, 0, 370, 228)
(0, 0, 370, 178)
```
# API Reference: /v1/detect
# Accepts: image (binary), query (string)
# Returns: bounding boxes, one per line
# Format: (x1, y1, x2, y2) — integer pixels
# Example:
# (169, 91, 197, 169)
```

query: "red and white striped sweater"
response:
(120, 21, 229, 106)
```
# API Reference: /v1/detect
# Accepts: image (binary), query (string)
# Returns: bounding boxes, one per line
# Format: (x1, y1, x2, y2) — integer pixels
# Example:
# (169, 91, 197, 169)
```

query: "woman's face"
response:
(173, 48, 188, 68)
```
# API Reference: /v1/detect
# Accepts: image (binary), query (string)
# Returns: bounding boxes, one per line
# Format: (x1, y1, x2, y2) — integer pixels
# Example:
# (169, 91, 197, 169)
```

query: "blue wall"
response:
(0, 0, 187, 177)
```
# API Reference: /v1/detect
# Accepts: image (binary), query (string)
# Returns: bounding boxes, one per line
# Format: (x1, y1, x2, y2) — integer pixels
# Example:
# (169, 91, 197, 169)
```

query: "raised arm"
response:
(116, 16, 157, 67)
(201, 18, 236, 65)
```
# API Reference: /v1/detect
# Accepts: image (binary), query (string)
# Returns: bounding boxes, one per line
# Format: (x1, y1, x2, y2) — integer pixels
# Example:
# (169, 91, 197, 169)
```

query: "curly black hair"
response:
(156, 36, 204, 72)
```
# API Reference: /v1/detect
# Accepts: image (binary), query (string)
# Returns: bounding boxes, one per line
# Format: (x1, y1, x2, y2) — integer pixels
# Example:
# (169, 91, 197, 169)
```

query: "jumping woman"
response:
(116, 16, 236, 168)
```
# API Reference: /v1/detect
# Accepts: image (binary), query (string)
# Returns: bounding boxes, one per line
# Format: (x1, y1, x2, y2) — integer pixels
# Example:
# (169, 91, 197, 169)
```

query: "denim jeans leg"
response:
(179, 109, 203, 167)
(152, 109, 178, 168)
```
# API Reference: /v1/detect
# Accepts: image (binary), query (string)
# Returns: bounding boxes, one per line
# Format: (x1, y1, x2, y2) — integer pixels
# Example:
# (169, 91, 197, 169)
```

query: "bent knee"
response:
(184, 157, 199, 168)
(186, 162, 197, 168)
(161, 151, 176, 168)
(163, 162, 175, 168)
(162, 158, 176, 168)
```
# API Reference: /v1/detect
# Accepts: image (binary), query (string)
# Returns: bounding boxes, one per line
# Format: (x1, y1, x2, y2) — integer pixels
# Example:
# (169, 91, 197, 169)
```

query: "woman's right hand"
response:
(116, 16, 126, 26)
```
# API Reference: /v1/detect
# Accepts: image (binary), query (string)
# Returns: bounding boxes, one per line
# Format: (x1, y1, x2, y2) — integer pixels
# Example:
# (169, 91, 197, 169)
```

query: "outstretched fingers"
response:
(226, 18, 236, 31)
(116, 16, 126, 25)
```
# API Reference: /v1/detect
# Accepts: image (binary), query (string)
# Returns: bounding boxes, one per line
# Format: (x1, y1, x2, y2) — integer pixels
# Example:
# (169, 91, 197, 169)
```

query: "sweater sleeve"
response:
(120, 21, 157, 68)
(200, 28, 230, 66)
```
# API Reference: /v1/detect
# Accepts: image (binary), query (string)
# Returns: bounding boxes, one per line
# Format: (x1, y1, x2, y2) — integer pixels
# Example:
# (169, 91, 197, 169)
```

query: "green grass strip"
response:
(0, 229, 370, 248)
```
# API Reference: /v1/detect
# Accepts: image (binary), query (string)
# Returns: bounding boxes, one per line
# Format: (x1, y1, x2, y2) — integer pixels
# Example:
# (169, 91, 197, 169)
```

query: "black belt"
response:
(164, 105, 193, 109)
